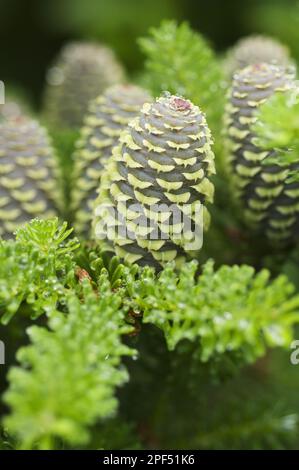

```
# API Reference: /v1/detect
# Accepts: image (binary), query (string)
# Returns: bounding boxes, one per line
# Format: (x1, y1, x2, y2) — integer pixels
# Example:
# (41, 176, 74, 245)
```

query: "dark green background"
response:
(0, 0, 297, 106)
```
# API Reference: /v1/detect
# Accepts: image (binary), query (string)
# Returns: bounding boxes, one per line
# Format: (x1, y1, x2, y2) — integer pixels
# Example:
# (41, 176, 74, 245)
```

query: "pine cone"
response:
(72, 84, 151, 235)
(92, 94, 215, 269)
(43, 41, 125, 129)
(224, 63, 299, 243)
(0, 116, 60, 238)
(224, 35, 292, 77)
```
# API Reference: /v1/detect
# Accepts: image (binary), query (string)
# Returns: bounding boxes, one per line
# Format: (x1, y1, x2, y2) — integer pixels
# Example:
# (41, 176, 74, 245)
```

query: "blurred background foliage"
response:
(2, 0, 298, 107)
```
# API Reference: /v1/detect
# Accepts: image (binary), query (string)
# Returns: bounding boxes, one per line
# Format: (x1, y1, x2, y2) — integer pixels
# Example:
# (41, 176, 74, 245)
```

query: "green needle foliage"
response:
(83, 248, 139, 290)
(138, 21, 226, 146)
(47, 128, 80, 220)
(2, 220, 299, 449)
(0, 218, 79, 324)
(126, 260, 299, 365)
(3, 279, 135, 449)
(254, 89, 299, 174)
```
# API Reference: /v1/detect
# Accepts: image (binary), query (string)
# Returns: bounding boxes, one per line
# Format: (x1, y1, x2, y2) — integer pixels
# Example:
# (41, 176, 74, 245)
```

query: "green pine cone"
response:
(224, 35, 292, 77)
(72, 83, 151, 235)
(43, 41, 125, 129)
(92, 94, 215, 269)
(224, 62, 299, 243)
(0, 116, 60, 238)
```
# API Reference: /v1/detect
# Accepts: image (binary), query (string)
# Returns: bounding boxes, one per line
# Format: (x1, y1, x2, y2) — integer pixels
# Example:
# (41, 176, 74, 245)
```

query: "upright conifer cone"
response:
(224, 63, 299, 243)
(0, 116, 59, 238)
(93, 94, 215, 269)
(72, 84, 151, 235)
(43, 42, 125, 129)
(224, 35, 292, 77)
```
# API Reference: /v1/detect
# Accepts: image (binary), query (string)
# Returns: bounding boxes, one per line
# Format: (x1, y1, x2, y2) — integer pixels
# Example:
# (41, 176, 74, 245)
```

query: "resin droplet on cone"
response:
(93, 94, 215, 269)
(224, 63, 299, 243)
(72, 84, 151, 235)
(43, 41, 125, 129)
